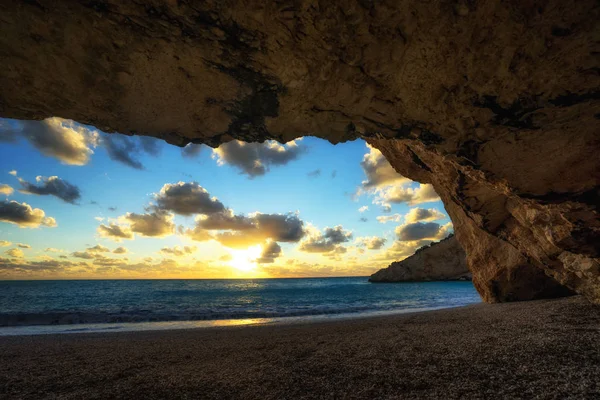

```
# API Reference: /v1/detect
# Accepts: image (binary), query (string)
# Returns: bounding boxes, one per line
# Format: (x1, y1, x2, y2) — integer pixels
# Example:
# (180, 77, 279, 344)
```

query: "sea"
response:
(0, 278, 481, 336)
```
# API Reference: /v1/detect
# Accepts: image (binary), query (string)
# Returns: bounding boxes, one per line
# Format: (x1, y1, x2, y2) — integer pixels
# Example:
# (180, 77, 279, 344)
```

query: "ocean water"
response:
(0, 278, 480, 335)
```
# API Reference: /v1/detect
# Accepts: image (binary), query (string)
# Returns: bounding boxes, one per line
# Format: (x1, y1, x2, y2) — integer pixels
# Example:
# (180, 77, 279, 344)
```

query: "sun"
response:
(228, 244, 263, 272)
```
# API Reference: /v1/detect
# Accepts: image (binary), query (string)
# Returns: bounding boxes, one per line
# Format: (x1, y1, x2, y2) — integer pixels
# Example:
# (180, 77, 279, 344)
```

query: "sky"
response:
(0, 117, 453, 279)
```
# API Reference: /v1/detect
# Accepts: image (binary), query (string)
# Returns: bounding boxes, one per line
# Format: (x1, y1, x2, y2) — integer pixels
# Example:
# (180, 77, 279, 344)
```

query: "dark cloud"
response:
(184, 212, 305, 249)
(255, 241, 282, 264)
(404, 207, 446, 223)
(19, 176, 81, 204)
(108, 206, 117, 212)
(395, 222, 451, 241)
(0, 120, 18, 143)
(0, 200, 57, 228)
(307, 169, 321, 178)
(102, 134, 144, 170)
(155, 182, 225, 216)
(253, 213, 305, 243)
(182, 143, 203, 158)
(359, 217, 368, 222)
(138, 136, 162, 156)
(213, 140, 305, 177)
(17, 243, 30, 249)
(19, 118, 98, 165)
(97, 223, 134, 241)
(299, 225, 352, 253)
(331, 170, 337, 179)
(71, 251, 95, 259)
(125, 211, 175, 237)
(195, 209, 254, 231)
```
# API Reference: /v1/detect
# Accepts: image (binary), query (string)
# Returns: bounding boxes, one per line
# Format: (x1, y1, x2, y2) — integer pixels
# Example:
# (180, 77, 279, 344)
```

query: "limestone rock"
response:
(369, 236, 471, 283)
(0, 1, 598, 302)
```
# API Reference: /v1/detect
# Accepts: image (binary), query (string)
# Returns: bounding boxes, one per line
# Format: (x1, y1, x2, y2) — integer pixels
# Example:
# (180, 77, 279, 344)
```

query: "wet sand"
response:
(1, 296, 599, 399)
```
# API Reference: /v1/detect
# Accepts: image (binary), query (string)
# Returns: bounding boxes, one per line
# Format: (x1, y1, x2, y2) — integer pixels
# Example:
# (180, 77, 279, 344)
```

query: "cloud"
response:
(194, 209, 254, 231)
(376, 214, 402, 224)
(16, 243, 30, 249)
(182, 143, 203, 158)
(87, 244, 110, 253)
(0, 241, 11, 247)
(404, 208, 446, 223)
(0, 120, 18, 142)
(358, 206, 369, 213)
(155, 182, 225, 216)
(113, 247, 128, 254)
(124, 211, 175, 238)
(0, 184, 14, 196)
(212, 139, 305, 177)
(360, 144, 409, 188)
(159, 246, 197, 257)
(375, 239, 434, 263)
(0, 200, 57, 228)
(331, 170, 337, 179)
(211, 213, 305, 249)
(18, 176, 81, 204)
(356, 236, 387, 250)
(375, 184, 440, 208)
(307, 169, 321, 178)
(5, 248, 24, 258)
(138, 136, 162, 156)
(97, 223, 134, 241)
(19, 118, 98, 165)
(183, 225, 214, 242)
(101, 134, 145, 169)
(184, 211, 305, 249)
(359, 217, 368, 222)
(71, 251, 95, 259)
(8, 170, 17, 176)
(395, 222, 452, 242)
(299, 225, 352, 253)
(44, 248, 63, 253)
(255, 241, 282, 264)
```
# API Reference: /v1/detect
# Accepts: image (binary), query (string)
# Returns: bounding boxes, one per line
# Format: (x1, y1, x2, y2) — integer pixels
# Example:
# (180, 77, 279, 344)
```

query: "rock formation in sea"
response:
(369, 236, 471, 283)
(0, 1, 598, 303)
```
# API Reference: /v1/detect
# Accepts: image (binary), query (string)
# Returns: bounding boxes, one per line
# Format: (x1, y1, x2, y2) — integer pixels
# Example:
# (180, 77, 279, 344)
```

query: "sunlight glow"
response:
(228, 244, 263, 272)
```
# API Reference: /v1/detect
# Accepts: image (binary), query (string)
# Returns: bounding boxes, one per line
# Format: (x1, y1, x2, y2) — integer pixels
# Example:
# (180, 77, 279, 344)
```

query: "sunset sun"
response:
(228, 245, 263, 273)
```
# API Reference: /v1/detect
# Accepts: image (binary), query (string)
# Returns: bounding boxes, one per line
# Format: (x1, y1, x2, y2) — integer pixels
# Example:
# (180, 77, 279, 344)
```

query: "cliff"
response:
(0, 1, 597, 302)
(369, 236, 470, 282)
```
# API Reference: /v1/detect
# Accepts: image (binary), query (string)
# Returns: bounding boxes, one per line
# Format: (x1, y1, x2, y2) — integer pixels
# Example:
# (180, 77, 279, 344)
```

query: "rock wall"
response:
(369, 236, 471, 283)
(0, 1, 598, 302)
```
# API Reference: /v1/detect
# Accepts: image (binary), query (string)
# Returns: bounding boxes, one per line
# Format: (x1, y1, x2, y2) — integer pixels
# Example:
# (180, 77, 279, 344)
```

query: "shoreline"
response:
(1, 296, 598, 399)
(0, 304, 462, 337)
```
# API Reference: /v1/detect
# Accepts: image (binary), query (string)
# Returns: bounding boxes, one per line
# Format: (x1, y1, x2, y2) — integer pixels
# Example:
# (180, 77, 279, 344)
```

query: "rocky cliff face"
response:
(0, 1, 597, 302)
(369, 236, 471, 282)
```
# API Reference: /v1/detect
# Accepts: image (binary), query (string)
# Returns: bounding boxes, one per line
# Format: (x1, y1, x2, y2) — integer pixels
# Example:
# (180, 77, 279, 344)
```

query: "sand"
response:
(1, 296, 599, 399)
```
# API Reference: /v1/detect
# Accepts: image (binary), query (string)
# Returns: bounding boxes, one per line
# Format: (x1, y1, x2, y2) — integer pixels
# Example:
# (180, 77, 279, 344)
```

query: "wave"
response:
(0, 304, 421, 327)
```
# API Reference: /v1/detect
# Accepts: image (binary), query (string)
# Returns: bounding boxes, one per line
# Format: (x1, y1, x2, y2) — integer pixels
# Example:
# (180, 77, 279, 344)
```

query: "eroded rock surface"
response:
(0, 1, 598, 302)
(369, 236, 471, 283)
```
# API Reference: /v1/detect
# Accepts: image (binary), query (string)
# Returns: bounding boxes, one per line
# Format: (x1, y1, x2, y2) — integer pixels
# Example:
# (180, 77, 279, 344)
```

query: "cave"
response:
(0, 1, 598, 303)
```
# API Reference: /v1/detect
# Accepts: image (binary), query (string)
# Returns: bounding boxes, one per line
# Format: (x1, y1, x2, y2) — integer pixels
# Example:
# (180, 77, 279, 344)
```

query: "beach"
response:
(0, 296, 598, 399)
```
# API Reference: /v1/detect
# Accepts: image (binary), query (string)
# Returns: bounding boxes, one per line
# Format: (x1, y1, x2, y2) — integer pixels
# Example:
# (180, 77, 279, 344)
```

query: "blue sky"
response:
(0, 117, 452, 279)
